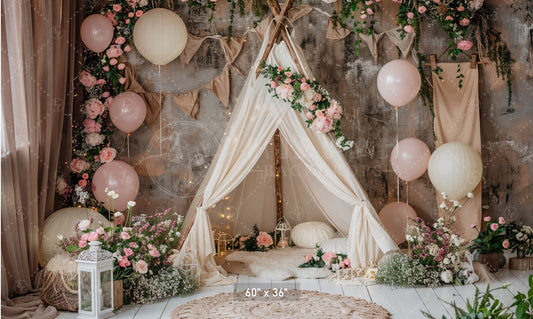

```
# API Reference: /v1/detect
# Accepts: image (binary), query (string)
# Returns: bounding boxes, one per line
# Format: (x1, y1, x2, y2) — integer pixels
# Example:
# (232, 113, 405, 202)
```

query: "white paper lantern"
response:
(428, 142, 483, 200)
(133, 8, 187, 65)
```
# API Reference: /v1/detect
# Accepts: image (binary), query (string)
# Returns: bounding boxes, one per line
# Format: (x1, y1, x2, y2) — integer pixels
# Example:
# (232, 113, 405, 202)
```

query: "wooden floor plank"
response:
(133, 298, 169, 319)
(318, 278, 343, 295)
(432, 285, 466, 317)
(294, 278, 320, 291)
(341, 284, 372, 302)
(510, 269, 532, 287)
(415, 287, 451, 318)
(367, 285, 427, 319)
(495, 268, 528, 293)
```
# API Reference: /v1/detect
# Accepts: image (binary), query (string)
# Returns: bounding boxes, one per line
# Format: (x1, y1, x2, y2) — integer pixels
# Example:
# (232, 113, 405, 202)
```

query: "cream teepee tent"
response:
(176, 12, 398, 286)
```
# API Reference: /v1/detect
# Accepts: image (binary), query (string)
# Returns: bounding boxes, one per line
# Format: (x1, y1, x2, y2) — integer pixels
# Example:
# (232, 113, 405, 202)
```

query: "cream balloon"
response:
(378, 202, 417, 245)
(428, 142, 483, 200)
(133, 8, 187, 65)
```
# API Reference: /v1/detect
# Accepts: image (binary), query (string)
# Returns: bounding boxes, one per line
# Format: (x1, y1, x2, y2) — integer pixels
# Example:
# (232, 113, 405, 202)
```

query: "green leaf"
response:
(66, 245, 78, 253)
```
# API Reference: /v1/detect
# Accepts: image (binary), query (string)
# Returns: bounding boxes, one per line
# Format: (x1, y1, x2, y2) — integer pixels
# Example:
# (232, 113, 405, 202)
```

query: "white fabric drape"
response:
(178, 30, 398, 286)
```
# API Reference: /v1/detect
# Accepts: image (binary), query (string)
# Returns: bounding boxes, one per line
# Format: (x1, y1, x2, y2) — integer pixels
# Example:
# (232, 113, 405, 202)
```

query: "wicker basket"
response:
(478, 253, 499, 273)
(40, 254, 78, 311)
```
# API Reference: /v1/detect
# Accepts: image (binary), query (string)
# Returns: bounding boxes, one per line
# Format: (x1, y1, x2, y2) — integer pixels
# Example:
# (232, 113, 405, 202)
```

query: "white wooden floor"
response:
(57, 268, 531, 319)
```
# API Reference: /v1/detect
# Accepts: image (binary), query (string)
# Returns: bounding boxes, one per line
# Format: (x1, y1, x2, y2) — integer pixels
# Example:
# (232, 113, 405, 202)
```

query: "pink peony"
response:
(418, 6, 427, 13)
(113, 4, 122, 11)
(88, 232, 99, 242)
(365, 0, 373, 5)
(407, 12, 414, 19)
(360, 14, 367, 19)
(85, 98, 105, 119)
(457, 40, 473, 51)
(135, 10, 143, 17)
(284, 71, 292, 77)
(490, 223, 499, 231)
(309, 104, 317, 111)
(403, 25, 414, 33)
(457, 5, 465, 11)
(133, 260, 148, 274)
(366, 8, 374, 15)
(129, 242, 138, 248)
(102, 66, 110, 72)
(433, 0, 440, 3)
(503, 239, 510, 249)
(123, 248, 134, 257)
(79, 240, 87, 248)
(305, 112, 314, 120)
(120, 232, 131, 240)
(276, 84, 294, 100)
(102, 91, 111, 98)
(125, 18, 130, 24)
(119, 77, 126, 85)
(313, 93, 322, 102)
(70, 158, 90, 173)
(107, 45, 123, 58)
(115, 36, 126, 45)
(326, 100, 343, 120)
(322, 251, 337, 263)
(96, 79, 106, 86)
(80, 233, 90, 241)
(82, 173, 89, 180)
(78, 179, 87, 187)
(304, 254, 313, 262)
(498, 217, 505, 225)
(105, 12, 117, 26)
(445, 15, 453, 21)
(256, 231, 273, 248)
(124, 45, 132, 52)
(149, 248, 160, 257)
(483, 216, 491, 222)
(300, 82, 310, 91)
(343, 257, 351, 268)
(109, 58, 118, 66)
(96, 227, 106, 235)
(99, 147, 116, 163)
(117, 63, 126, 70)
(104, 97, 113, 108)
(148, 244, 154, 250)
(83, 119, 101, 133)
(311, 111, 333, 133)
(460, 18, 470, 26)
(270, 81, 278, 88)
(128, 12, 135, 18)
(119, 256, 131, 267)
(79, 70, 97, 88)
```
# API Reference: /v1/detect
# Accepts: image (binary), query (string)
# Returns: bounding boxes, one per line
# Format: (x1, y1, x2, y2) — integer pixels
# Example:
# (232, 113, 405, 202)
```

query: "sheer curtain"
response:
(1, 0, 73, 316)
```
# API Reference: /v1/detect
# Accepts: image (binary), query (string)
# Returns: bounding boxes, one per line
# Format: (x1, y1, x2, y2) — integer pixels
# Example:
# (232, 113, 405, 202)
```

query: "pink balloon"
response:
(80, 14, 114, 53)
(391, 138, 431, 182)
(378, 202, 417, 245)
(92, 161, 139, 211)
(109, 92, 147, 133)
(377, 59, 421, 107)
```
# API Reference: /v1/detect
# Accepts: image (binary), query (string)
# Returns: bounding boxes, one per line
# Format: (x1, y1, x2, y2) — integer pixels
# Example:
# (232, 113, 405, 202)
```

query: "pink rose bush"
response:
(471, 215, 508, 255)
(299, 248, 351, 272)
(70, 158, 90, 173)
(236, 225, 274, 251)
(83, 119, 101, 133)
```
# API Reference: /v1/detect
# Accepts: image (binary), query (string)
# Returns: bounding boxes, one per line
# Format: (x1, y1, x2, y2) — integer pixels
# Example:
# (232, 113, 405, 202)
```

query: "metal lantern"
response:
(275, 218, 291, 249)
(176, 247, 200, 280)
(76, 241, 114, 318)
(216, 231, 233, 257)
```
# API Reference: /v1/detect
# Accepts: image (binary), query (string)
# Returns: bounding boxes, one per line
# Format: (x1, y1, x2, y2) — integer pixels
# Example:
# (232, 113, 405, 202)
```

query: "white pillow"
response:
(320, 238, 348, 255)
(292, 222, 334, 248)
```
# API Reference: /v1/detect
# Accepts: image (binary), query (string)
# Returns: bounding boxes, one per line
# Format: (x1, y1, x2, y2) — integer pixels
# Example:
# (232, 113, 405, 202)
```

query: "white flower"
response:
(55, 176, 68, 195)
(105, 187, 109, 193)
(440, 270, 453, 283)
(139, 0, 148, 6)
(175, 232, 181, 237)
(127, 201, 136, 208)
(439, 203, 448, 209)
(453, 200, 460, 207)
(111, 193, 119, 199)
(107, 190, 115, 196)
(467, 192, 474, 199)
(443, 257, 450, 265)
(77, 219, 91, 231)
(428, 244, 440, 257)
(114, 212, 123, 217)
(57, 234, 64, 240)
(469, 0, 484, 10)
(332, 263, 340, 271)
(406, 234, 413, 242)
(85, 133, 105, 146)
(440, 192, 448, 199)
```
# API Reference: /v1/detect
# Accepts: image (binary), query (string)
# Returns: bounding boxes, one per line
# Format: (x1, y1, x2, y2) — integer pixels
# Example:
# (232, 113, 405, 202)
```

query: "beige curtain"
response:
(1, 0, 72, 316)
(433, 63, 481, 241)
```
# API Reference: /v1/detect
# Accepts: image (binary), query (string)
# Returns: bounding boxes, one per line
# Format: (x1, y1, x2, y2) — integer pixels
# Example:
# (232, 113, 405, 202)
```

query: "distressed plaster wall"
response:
(117, 0, 532, 227)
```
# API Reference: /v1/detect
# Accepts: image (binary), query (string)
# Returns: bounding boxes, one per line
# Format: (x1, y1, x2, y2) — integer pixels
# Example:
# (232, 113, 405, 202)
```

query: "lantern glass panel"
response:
(79, 270, 93, 312)
(100, 270, 112, 310)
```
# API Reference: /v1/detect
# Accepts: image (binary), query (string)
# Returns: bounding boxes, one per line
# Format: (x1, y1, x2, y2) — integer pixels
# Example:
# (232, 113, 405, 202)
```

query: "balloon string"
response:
(158, 65, 162, 157)
(406, 181, 409, 206)
(127, 133, 130, 160)
(396, 107, 399, 203)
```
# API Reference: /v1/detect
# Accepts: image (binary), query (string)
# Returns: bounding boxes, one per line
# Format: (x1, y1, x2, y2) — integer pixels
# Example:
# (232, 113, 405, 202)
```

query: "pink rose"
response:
(457, 6, 465, 11)
(275, 84, 294, 100)
(102, 91, 111, 98)
(300, 82, 310, 91)
(124, 45, 132, 52)
(433, 0, 440, 3)
(256, 231, 273, 248)
(79, 70, 97, 88)
(149, 248, 160, 257)
(313, 93, 322, 102)
(365, 0, 373, 5)
(99, 147, 116, 163)
(129, 242, 138, 248)
(277, 66, 283, 72)
(133, 260, 148, 274)
(119, 77, 126, 85)
(407, 12, 414, 19)
(109, 58, 118, 66)
(88, 231, 99, 242)
(79, 240, 87, 248)
(113, 4, 122, 11)
(498, 217, 505, 225)
(135, 10, 143, 17)
(445, 16, 453, 21)
(460, 18, 470, 26)
(457, 40, 473, 51)
(83, 119, 101, 133)
(311, 111, 333, 133)
(309, 104, 317, 111)
(82, 173, 89, 180)
(343, 257, 351, 268)
(470, 223, 477, 228)
(360, 14, 367, 19)
(483, 216, 491, 222)
(392, 0, 401, 3)
(322, 251, 337, 263)
(104, 97, 114, 107)
(107, 45, 123, 58)
(120, 232, 131, 240)
(70, 158, 90, 173)
(305, 112, 314, 120)
(105, 12, 117, 26)
(128, 0, 139, 7)
(366, 8, 374, 15)
(284, 78, 293, 84)
(102, 66, 110, 72)
(128, 12, 135, 18)
(123, 248, 134, 257)
(115, 36, 126, 45)
(503, 239, 510, 249)
(114, 214, 125, 226)
(490, 223, 499, 231)
(270, 81, 278, 88)
(78, 179, 87, 187)
(304, 254, 313, 262)
(148, 244, 154, 250)
(284, 71, 292, 77)
(84, 98, 105, 119)
(326, 99, 342, 120)
(119, 256, 131, 267)
(96, 79, 106, 86)
(403, 25, 414, 33)
(125, 18, 130, 24)
(96, 227, 106, 235)
(418, 6, 427, 13)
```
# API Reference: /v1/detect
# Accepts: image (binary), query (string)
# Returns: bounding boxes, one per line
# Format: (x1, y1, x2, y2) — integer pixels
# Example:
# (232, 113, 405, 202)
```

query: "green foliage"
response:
(511, 275, 533, 319)
(506, 222, 533, 256)
(471, 218, 507, 255)
(298, 248, 326, 268)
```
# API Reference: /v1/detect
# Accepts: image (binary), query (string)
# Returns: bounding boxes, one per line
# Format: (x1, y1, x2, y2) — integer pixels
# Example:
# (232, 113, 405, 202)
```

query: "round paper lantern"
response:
(428, 142, 482, 200)
(377, 59, 421, 107)
(391, 138, 431, 182)
(92, 161, 140, 211)
(109, 92, 147, 133)
(80, 14, 114, 53)
(378, 202, 417, 245)
(133, 8, 187, 65)
(39, 207, 111, 267)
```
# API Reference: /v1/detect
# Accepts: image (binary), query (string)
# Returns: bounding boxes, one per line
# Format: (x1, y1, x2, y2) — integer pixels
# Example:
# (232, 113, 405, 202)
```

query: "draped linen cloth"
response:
(433, 63, 481, 241)
(177, 29, 398, 286)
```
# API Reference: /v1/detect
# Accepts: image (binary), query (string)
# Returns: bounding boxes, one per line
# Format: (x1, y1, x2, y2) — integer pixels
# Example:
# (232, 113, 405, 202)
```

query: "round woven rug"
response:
(169, 290, 390, 318)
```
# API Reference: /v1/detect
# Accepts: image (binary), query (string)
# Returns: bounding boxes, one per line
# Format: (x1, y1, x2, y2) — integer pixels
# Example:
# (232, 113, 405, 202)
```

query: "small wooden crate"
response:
(509, 257, 533, 270)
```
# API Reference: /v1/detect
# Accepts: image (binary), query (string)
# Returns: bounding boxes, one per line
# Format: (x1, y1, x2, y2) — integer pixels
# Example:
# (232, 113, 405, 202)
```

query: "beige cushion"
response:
(292, 222, 335, 248)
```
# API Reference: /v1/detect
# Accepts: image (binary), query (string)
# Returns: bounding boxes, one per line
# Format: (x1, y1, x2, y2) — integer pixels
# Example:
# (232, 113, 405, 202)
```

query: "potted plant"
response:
(471, 216, 508, 272)
(506, 221, 533, 258)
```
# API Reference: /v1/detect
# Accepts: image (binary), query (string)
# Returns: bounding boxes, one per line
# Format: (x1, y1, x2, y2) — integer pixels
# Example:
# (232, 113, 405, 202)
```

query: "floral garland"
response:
(260, 63, 354, 150)
(234, 225, 274, 252)
(299, 248, 352, 272)
(57, 0, 152, 213)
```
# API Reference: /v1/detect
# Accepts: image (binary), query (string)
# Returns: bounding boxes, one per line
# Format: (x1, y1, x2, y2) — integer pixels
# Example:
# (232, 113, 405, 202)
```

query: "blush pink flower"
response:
(343, 257, 351, 268)
(457, 40, 473, 51)
(418, 6, 427, 13)
(365, 0, 373, 4)
(70, 158, 90, 173)
(457, 5, 465, 11)
(498, 217, 505, 225)
(326, 99, 343, 120)
(403, 25, 415, 33)
(113, 4, 122, 11)
(407, 12, 414, 19)
(96, 79, 106, 86)
(102, 66, 110, 72)
(433, 0, 440, 3)
(102, 91, 111, 98)
(125, 18, 130, 24)
(483, 216, 491, 222)
(360, 14, 367, 19)
(120, 232, 131, 240)
(117, 63, 126, 70)
(313, 93, 322, 102)
(240, 236, 249, 242)
(284, 71, 292, 77)
(124, 45, 132, 52)
(119, 256, 131, 267)
(129, 242, 138, 248)
(115, 36, 126, 45)
(119, 77, 126, 85)
(99, 147, 116, 163)
(305, 112, 314, 120)
(490, 223, 499, 231)
(85, 98, 105, 119)
(133, 260, 148, 273)
(128, 12, 135, 18)
(80, 233, 90, 241)
(502, 239, 510, 249)
(149, 248, 160, 257)
(79, 240, 87, 248)
(135, 10, 143, 17)
(109, 58, 118, 66)
(123, 248, 134, 257)
(104, 97, 114, 108)
(276, 83, 294, 100)
(96, 227, 106, 235)
(78, 179, 87, 187)
(83, 119, 101, 133)
(300, 82, 310, 91)
(107, 44, 123, 58)
(114, 214, 125, 226)
(470, 223, 477, 228)
(459, 18, 470, 26)
(105, 12, 117, 26)
(445, 16, 453, 21)
(256, 231, 273, 248)
(311, 111, 333, 133)
(366, 8, 374, 14)
(322, 251, 337, 263)
(270, 81, 278, 88)
(148, 244, 154, 250)
(304, 254, 313, 262)
(87, 231, 99, 241)
(79, 71, 97, 88)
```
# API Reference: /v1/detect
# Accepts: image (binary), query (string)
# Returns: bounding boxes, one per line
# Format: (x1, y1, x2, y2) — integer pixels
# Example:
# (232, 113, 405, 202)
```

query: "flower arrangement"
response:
(470, 216, 508, 255)
(376, 253, 441, 287)
(506, 221, 533, 256)
(234, 225, 274, 252)
(260, 63, 354, 150)
(298, 248, 351, 272)
(403, 216, 477, 285)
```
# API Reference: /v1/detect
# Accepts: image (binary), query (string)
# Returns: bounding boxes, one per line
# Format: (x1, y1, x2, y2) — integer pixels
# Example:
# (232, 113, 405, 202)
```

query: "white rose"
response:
(114, 212, 123, 217)
(77, 219, 91, 231)
(440, 192, 448, 199)
(467, 192, 474, 199)
(85, 133, 105, 146)
(443, 257, 450, 265)
(428, 244, 440, 257)
(440, 270, 453, 283)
